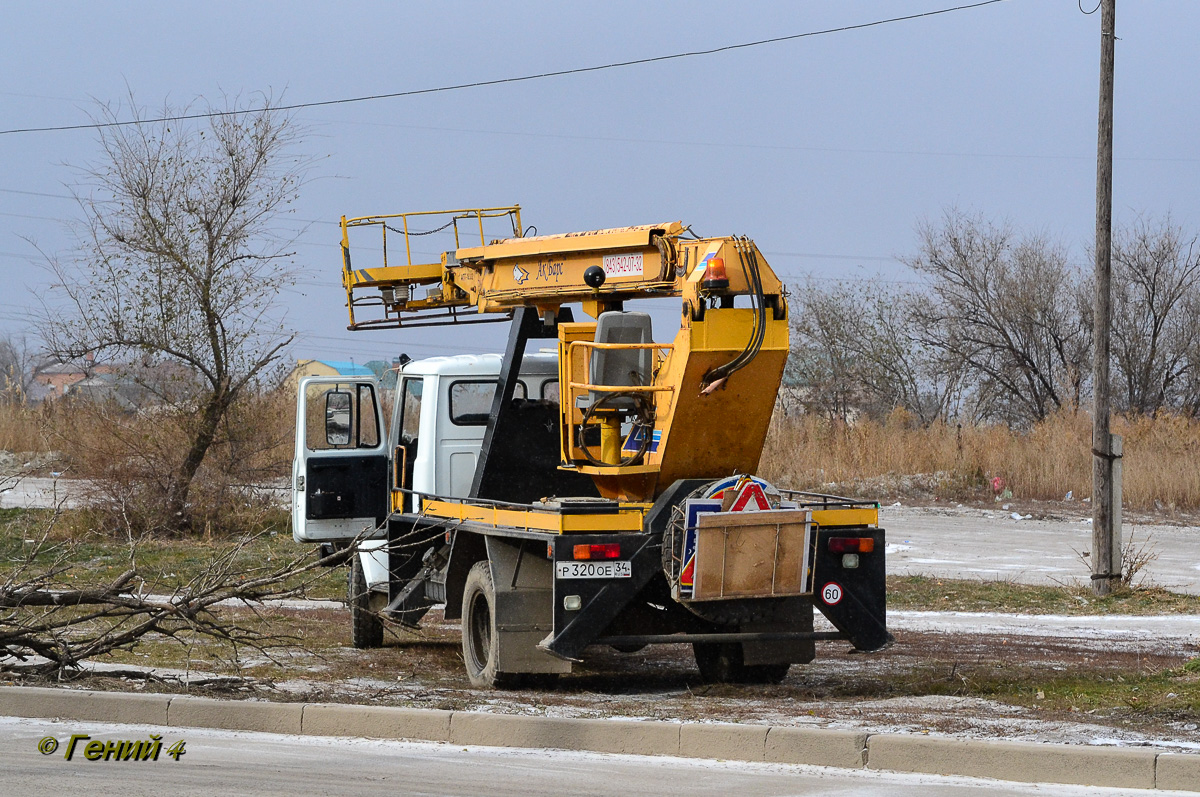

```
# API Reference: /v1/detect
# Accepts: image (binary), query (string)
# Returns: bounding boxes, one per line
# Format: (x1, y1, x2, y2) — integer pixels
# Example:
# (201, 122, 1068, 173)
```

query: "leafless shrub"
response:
(46, 389, 292, 537)
(1074, 530, 1158, 591)
(1118, 531, 1159, 589)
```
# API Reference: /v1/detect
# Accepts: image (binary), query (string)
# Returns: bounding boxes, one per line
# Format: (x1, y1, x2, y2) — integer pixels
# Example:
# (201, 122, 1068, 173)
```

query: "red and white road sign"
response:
(729, 482, 771, 512)
(821, 582, 843, 605)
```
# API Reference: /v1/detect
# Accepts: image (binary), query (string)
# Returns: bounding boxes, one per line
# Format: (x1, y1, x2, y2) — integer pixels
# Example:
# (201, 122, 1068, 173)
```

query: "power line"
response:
(0, 210, 64, 222)
(292, 332, 491, 356)
(296, 329, 494, 350)
(0, 190, 348, 225)
(775, 270, 925, 286)
(0, 1, 1006, 137)
(0, 187, 74, 200)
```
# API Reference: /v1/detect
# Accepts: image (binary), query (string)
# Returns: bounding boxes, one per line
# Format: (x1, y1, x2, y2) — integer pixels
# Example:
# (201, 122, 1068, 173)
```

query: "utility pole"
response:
(1092, 0, 1120, 596)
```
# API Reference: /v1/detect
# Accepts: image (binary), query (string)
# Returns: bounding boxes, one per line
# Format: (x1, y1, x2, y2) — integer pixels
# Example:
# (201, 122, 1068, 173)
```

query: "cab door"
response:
(292, 376, 389, 543)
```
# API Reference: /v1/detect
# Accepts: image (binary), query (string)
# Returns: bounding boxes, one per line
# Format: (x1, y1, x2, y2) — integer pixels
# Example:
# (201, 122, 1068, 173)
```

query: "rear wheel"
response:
(461, 561, 529, 689)
(349, 554, 384, 649)
(693, 642, 790, 684)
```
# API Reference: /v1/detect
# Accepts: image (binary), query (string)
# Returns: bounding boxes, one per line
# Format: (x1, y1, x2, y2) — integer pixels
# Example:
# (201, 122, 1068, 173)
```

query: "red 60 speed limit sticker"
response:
(821, 582, 843, 605)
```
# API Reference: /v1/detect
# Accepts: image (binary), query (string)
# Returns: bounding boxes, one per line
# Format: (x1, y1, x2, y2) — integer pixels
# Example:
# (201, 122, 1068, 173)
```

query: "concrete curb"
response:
(765, 726, 869, 769)
(867, 733, 1158, 789)
(303, 703, 452, 742)
(167, 695, 303, 735)
(1, 686, 1195, 791)
(1158, 752, 1200, 792)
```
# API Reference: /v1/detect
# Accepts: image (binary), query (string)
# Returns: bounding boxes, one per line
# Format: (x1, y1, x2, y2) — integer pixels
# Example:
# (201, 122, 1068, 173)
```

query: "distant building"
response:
(67, 373, 146, 411)
(30, 357, 196, 408)
(30, 357, 117, 402)
(285, 359, 373, 395)
(286, 358, 403, 392)
(363, 359, 402, 390)
(289, 359, 373, 379)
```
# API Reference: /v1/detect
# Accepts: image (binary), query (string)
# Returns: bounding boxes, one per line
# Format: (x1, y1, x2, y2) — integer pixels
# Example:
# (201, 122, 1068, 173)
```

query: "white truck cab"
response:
(292, 351, 559, 544)
(391, 352, 559, 512)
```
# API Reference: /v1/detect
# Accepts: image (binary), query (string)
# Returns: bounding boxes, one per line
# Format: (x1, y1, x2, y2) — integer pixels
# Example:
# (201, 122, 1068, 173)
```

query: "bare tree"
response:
(1177, 289, 1200, 415)
(788, 212, 1200, 425)
(905, 210, 1090, 425)
(850, 288, 965, 424)
(42, 97, 306, 530)
(787, 281, 963, 424)
(786, 282, 863, 421)
(1106, 215, 1200, 415)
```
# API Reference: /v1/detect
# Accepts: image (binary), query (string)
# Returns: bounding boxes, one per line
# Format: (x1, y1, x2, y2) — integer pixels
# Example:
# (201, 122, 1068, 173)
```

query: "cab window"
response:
(305, 382, 380, 451)
(448, 380, 527, 426)
(399, 378, 423, 444)
(449, 381, 495, 426)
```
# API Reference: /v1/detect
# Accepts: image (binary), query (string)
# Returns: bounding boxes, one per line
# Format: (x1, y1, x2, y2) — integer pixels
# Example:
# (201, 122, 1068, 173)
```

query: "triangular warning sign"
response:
(729, 482, 771, 512)
(680, 555, 695, 587)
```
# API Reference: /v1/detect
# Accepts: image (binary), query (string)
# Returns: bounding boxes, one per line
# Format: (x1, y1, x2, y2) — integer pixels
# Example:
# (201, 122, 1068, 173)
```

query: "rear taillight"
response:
(828, 537, 875, 554)
(573, 543, 621, 560)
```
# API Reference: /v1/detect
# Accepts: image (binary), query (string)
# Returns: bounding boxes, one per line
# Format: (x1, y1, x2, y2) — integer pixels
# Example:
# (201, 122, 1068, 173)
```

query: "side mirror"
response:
(325, 390, 352, 446)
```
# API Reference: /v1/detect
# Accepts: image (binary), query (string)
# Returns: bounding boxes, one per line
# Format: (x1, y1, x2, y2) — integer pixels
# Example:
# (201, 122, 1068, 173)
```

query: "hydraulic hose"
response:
(700, 237, 767, 390)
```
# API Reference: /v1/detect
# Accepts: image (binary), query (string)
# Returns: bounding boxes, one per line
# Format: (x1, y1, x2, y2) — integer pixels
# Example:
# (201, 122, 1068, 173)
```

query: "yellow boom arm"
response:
(339, 206, 790, 502)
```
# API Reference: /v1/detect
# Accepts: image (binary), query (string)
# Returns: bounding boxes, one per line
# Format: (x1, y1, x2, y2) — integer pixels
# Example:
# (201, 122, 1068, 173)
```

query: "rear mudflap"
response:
(811, 526, 891, 651)
(542, 532, 661, 661)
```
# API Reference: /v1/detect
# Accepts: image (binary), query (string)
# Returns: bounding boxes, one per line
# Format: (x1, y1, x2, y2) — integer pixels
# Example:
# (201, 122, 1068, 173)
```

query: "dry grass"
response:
(0, 391, 293, 481)
(44, 390, 294, 484)
(7, 395, 1200, 514)
(0, 391, 294, 536)
(761, 409, 1200, 511)
(57, 390, 295, 536)
(0, 402, 58, 455)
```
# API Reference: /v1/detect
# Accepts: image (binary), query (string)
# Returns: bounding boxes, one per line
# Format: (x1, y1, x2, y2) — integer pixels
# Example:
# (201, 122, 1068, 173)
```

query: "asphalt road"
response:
(0, 717, 1182, 797)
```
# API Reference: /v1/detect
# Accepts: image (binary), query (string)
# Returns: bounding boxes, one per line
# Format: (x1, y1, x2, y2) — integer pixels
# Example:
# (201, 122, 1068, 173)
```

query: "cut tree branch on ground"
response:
(1, 505, 352, 677)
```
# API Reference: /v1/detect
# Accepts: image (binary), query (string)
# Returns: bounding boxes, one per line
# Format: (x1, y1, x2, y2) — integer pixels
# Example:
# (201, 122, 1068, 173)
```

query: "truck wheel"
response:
(349, 554, 384, 649)
(693, 642, 790, 685)
(461, 561, 526, 689)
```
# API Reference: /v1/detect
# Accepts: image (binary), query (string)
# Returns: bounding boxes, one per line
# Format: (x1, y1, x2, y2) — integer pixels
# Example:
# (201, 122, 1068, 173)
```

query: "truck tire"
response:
(461, 561, 526, 689)
(349, 554, 384, 649)
(693, 642, 790, 685)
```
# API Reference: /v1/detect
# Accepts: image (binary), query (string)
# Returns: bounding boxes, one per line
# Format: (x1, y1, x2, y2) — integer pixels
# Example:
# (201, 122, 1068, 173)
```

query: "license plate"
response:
(555, 560, 632, 579)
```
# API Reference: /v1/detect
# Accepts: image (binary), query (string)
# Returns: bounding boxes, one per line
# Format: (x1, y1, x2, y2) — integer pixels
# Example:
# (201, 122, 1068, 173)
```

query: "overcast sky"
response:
(2, 0, 1197, 366)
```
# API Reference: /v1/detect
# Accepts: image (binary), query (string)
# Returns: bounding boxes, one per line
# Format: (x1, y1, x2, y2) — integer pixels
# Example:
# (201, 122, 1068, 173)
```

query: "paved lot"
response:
(883, 505, 1200, 594)
(0, 716, 1184, 797)
(0, 476, 85, 510)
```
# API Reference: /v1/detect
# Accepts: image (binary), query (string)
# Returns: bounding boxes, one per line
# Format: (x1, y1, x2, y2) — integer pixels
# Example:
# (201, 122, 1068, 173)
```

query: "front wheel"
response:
(349, 554, 383, 649)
